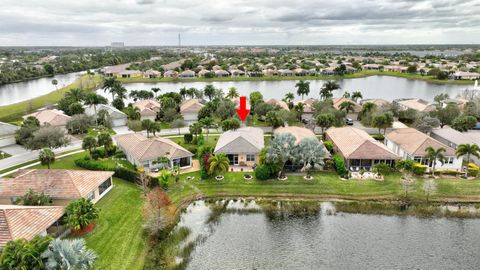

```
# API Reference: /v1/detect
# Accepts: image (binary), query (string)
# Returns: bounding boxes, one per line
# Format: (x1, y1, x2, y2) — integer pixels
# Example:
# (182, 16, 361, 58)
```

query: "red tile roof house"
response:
(115, 133, 193, 171)
(326, 127, 400, 171)
(180, 99, 205, 122)
(133, 99, 161, 121)
(23, 109, 71, 128)
(0, 205, 65, 248)
(0, 169, 114, 206)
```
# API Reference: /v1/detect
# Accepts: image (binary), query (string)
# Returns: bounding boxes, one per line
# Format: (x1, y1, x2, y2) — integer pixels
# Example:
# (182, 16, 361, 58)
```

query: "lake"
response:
(115, 75, 470, 102)
(0, 71, 85, 106)
(178, 200, 480, 270)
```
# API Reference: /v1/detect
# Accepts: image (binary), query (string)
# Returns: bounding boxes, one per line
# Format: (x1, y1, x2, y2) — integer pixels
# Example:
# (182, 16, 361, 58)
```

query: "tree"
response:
(434, 93, 449, 107)
(97, 132, 113, 148)
(320, 80, 340, 100)
(158, 169, 171, 190)
(82, 136, 97, 155)
(423, 179, 437, 203)
(456, 144, 480, 178)
(66, 114, 94, 135)
(51, 79, 58, 91)
(451, 115, 477, 132)
(414, 115, 440, 133)
(112, 97, 125, 111)
(39, 148, 55, 169)
(141, 119, 154, 138)
(295, 80, 310, 99)
(151, 87, 161, 97)
(359, 102, 376, 122)
(162, 108, 178, 122)
(315, 113, 335, 134)
(351, 91, 363, 102)
(221, 118, 240, 131)
(267, 133, 297, 177)
(0, 236, 52, 270)
(189, 122, 203, 140)
(249, 91, 264, 110)
(342, 92, 351, 98)
(171, 118, 185, 135)
(199, 117, 216, 142)
(44, 64, 54, 75)
(19, 189, 52, 206)
(151, 122, 162, 137)
(204, 84, 216, 100)
(65, 88, 85, 102)
(84, 93, 108, 126)
(127, 120, 143, 132)
(226, 87, 239, 99)
(102, 77, 120, 100)
(125, 105, 141, 120)
(25, 126, 70, 150)
(265, 110, 284, 128)
(179, 87, 188, 99)
(296, 138, 325, 176)
(339, 101, 355, 114)
(42, 239, 97, 270)
(371, 112, 394, 134)
(407, 65, 417, 74)
(283, 92, 295, 104)
(215, 100, 236, 120)
(433, 103, 460, 128)
(64, 198, 99, 231)
(208, 154, 230, 176)
(425, 146, 446, 176)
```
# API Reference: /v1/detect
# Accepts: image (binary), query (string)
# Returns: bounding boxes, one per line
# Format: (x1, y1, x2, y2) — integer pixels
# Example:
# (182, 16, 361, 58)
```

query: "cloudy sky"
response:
(1, 0, 480, 46)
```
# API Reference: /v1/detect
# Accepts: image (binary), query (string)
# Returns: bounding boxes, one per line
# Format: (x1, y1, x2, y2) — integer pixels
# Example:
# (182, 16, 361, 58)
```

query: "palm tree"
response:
(226, 87, 239, 99)
(320, 80, 340, 100)
(425, 146, 446, 176)
(293, 102, 304, 121)
(42, 239, 97, 270)
(283, 92, 295, 103)
(339, 101, 355, 114)
(64, 198, 99, 231)
(102, 77, 119, 100)
(456, 144, 480, 177)
(65, 88, 85, 102)
(51, 79, 58, 91)
(82, 136, 97, 156)
(343, 92, 351, 98)
(151, 87, 161, 97)
(295, 80, 310, 99)
(39, 148, 55, 169)
(84, 93, 107, 126)
(200, 117, 215, 142)
(179, 87, 188, 100)
(208, 154, 230, 176)
(125, 105, 141, 120)
(351, 91, 363, 102)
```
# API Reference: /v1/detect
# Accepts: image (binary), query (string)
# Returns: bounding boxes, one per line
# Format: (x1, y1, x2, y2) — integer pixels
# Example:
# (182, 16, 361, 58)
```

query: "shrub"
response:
(255, 164, 272, 180)
(74, 158, 139, 183)
(468, 163, 479, 177)
(332, 154, 348, 178)
(437, 170, 461, 176)
(323, 140, 334, 152)
(114, 150, 126, 159)
(373, 163, 392, 175)
(105, 145, 117, 157)
(114, 167, 138, 182)
(371, 134, 385, 141)
(184, 133, 193, 144)
(64, 198, 99, 230)
(90, 148, 106, 160)
(17, 189, 52, 206)
(183, 144, 197, 156)
(413, 163, 428, 175)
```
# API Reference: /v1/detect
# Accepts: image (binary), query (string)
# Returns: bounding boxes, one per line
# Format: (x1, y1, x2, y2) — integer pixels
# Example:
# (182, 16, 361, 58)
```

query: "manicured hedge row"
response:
(74, 158, 138, 183)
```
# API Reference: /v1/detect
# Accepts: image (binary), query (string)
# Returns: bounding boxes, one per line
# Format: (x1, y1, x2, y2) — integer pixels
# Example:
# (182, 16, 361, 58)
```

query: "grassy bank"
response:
(0, 74, 102, 122)
(117, 70, 474, 85)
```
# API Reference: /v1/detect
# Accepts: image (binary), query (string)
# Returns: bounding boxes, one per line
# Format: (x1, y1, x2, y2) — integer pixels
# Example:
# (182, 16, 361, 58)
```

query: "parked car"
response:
(345, 118, 354, 125)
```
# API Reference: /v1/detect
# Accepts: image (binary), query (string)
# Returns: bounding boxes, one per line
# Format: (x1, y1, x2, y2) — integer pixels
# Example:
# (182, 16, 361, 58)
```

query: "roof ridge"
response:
(66, 171, 85, 198)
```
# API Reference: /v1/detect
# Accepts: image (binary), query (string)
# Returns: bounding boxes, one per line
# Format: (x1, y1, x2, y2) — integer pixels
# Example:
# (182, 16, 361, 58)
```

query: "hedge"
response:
(74, 158, 139, 183)
(468, 163, 479, 177)
(254, 165, 271, 180)
(332, 154, 348, 178)
(413, 163, 428, 175)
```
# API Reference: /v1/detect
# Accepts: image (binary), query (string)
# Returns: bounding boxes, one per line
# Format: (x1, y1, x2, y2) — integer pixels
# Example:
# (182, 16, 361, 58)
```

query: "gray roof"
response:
(84, 104, 127, 120)
(214, 127, 264, 154)
(0, 122, 19, 137)
(431, 127, 477, 145)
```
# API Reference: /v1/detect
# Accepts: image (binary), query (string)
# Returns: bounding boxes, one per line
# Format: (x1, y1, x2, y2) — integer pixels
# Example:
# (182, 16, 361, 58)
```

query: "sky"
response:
(1, 0, 480, 46)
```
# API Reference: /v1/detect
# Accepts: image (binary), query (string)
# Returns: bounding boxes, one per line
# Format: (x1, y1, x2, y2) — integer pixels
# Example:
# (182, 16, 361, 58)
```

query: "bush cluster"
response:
(413, 163, 428, 175)
(74, 158, 138, 183)
(332, 154, 348, 178)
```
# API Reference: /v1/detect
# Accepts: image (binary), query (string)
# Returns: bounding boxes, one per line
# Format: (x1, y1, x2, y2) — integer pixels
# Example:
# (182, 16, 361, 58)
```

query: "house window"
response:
(445, 157, 454, 164)
(246, 155, 255, 162)
(87, 190, 95, 201)
(98, 178, 112, 195)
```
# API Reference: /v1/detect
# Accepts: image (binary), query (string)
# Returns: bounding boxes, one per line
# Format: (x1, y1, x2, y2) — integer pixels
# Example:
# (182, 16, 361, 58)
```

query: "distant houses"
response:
(115, 133, 193, 171)
(24, 109, 71, 128)
(214, 127, 264, 168)
(394, 98, 435, 112)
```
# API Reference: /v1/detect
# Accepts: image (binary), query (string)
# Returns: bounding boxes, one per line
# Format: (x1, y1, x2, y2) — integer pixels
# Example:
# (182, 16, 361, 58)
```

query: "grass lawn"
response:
(82, 178, 147, 270)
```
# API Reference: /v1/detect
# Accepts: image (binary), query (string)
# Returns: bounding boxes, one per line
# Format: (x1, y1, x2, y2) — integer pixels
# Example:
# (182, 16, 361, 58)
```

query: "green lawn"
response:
(81, 178, 147, 270)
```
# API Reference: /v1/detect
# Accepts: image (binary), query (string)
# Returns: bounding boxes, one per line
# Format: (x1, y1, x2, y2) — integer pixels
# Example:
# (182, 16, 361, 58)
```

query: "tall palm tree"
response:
(102, 77, 119, 100)
(65, 88, 85, 102)
(208, 154, 230, 176)
(200, 117, 216, 142)
(226, 87, 239, 99)
(320, 80, 340, 100)
(151, 87, 161, 97)
(283, 92, 295, 103)
(351, 91, 363, 102)
(425, 146, 446, 176)
(295, 80, 310, 99)
(343, 92, 351, 98)
(42, 239, 97, 270)
(84, 93, 107, 126)
(125, 105, 141, 120)
(51, 79, 58, 91)
(179, 87, 188, 100)
(456, 144, 480, 177)
(339, 101, 355, 114)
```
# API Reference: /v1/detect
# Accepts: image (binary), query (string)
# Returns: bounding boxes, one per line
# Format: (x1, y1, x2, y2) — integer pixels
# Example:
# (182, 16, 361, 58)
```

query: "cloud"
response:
(136, 0, 155, 4)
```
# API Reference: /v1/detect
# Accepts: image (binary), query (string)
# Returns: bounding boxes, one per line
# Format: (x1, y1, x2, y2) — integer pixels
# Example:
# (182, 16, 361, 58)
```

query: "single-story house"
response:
(179, 70, 196, 78)
(394, 98, 435, 112)
(84, 104, 127, 127)
(133, 99, 160, 121)
(0, 169, 114, 206)
(23, 109, 71, 128)
(385, 128, 463, 170)
(119, 70, 142, 78)
(332, 97, 362, 113)
(362, 64, 381, 70)
(101, 64, 130, 77)
(0, 122, 19, 147)
(451, 71, 480, 80)
(0, 205, 65, 248)
(265, 98, 289, 110)
(115, 133, 193, 170)
(163, 70, 178, 78)
(277, 69, 294, 76)
(293, 68, 308, 76)
(321, 67, 336, 76)
(197, 69, 212, 77)
(214, 70, 230, 77)
(262, 69, 278, 77)
(230, 69, 246, 77)
(214, 127, 264, 167)
(296, 98, 316, 122)
(180, 99, 205, 122)
(326, 127, 400, 171)
(143, 69, 161, 78)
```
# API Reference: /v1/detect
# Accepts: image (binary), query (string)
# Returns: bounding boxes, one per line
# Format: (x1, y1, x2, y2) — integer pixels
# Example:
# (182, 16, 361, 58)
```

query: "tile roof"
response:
(326, 127, 400, 160)
(214, 127, 264, 154)
(0, 169, 113, 199)
(274, 126, 317, 144)
(397, 99, 435, 112)
(133, 99, 160, 117)
(180, 99, 205, 113)
(386, 128, 456, 156)
(431, 127, 477, 145)
(265, 98, 289, 110)
(115, 133, 193, 162)
(24, 109, 71, 126)
(0, 205, 64, 247)
(332, 97, 362, 112)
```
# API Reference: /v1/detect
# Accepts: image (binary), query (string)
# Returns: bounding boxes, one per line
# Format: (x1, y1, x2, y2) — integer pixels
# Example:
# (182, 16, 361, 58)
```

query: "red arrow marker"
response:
(236, 96, 250, 122)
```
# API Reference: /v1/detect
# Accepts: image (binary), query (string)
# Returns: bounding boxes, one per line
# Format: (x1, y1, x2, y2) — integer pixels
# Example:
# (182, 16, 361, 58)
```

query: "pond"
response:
(176, 200, 480, 270)
(0, 71, 85, 106)
(113, 75, 470, 102)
